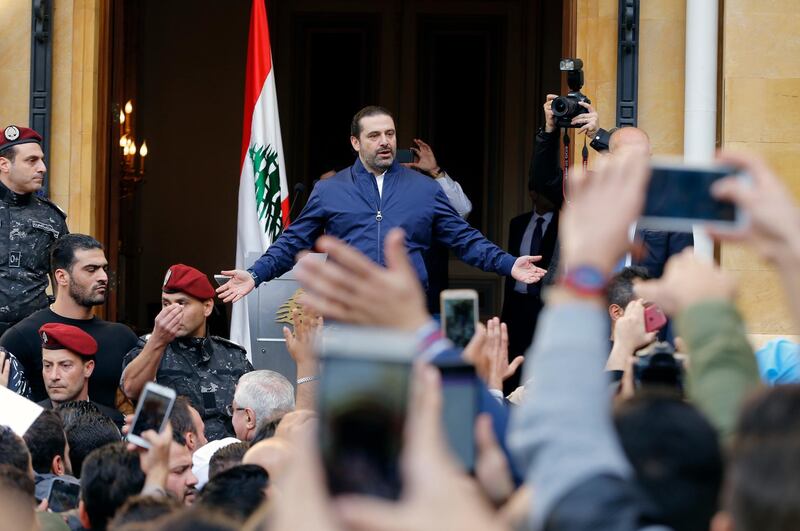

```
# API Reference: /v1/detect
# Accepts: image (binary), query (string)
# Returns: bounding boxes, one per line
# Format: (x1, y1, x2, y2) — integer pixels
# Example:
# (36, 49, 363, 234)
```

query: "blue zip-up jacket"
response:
(248, 157, 517, 287)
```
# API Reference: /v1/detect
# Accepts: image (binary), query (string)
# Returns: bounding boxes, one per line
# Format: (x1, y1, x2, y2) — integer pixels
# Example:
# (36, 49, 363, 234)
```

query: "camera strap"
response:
(582, 136, 589, 171)
(562, 129, 570, 201)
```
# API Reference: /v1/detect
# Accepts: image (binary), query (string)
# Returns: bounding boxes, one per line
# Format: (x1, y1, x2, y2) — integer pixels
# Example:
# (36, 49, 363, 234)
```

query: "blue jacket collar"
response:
(352, 156, 401, 180)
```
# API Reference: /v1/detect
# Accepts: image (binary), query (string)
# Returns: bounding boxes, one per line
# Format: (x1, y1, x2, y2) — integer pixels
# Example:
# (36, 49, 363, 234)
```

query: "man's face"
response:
(0, 143, 46, 194)
(161, 292, 212, 338)
(187, 404, 208, 449)
(61, 249, 109, 307)
(231, 397, 250, 441)
(167, 441, 198, 505)
(350, 114, 397, 173)
(42, 350, 93, 404)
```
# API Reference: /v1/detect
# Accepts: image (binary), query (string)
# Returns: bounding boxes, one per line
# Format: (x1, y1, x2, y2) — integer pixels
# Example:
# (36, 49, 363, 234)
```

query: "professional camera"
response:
(551, 58, 591, 128)
(633, 341, 684, 394)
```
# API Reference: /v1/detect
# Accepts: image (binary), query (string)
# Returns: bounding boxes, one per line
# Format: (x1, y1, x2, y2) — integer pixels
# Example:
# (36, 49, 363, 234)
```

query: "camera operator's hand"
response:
(403, 138, 442, 177)
(607, 299, 657, 372)
(543, 94, 558, 133)
(633, 249, 736, 317)
(572, 101, 599, 139)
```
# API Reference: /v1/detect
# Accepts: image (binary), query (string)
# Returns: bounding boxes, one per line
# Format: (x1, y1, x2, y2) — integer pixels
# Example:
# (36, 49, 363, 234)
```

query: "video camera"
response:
(633, 341, 685, 394)
(552, 58, 591, 128)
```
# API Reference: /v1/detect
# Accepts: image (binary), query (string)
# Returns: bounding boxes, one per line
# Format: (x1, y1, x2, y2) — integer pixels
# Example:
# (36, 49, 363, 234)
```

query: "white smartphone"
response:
(127, 381, 176, 449)
(639, 160, 750, 233)
(440, 289, 479, 348)
(214, 274, 230, 287)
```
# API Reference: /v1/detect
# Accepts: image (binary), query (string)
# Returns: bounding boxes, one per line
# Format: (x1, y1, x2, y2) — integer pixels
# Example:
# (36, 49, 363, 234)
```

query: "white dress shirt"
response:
(435, 172, 473, 219)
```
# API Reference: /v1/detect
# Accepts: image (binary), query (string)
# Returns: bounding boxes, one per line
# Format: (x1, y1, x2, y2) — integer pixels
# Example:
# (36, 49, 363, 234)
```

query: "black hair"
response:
(56, 399, 102, 430)
(614, 391, 723, 531)
(81, 442, 145, 531)
(728, 385, 800, 531)
(0, 463, 35, 499)
(208, 441, 251, 480)
(151, 508, 238, 531)
(350, 105, 394, 138)
(22, 410, 67, 474)
(108, 494, 181, 530)
(50, 233, 103, 274)
(0, 145, 17, 162)
(0, 425, 31, 474)
(196, 464, 269, 522)
(65, 412, 121, 478)
(607, 266, 650, 309)
(169, 396, 196, 447)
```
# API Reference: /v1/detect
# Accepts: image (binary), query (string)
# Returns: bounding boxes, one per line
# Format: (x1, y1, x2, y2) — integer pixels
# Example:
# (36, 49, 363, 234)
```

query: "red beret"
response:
(162, 263, 215, 300)
(0, 125, 42, 152)
(39, 323, 98, 357)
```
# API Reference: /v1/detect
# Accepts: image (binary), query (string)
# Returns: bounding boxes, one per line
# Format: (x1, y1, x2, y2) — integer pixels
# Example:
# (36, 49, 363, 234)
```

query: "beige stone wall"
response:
(0, 0, 32, 125)
(720, 0, 800, 339)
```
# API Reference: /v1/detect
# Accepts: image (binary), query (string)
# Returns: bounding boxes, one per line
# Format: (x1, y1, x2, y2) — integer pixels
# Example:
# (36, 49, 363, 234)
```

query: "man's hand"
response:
(560, 150, 650, 275)
(613, 300, 657, 352)
(482, 318, 523, 391)
(0, 349, 9, 388)
(543, 94, 558, 133)
(216, 269, 256, 303)
(150, 304, 183, 347)
(710, 151, 800, 266)
(571, 101, 599, 139)
(129, 422, 174, 491)
(403, 138, 441, 176)
(633, 249, 736, 316)
(295, 229, 430, 332)
(282, 308, 322, 369)
(474, 414, 515, 505)
(511, 255, 547, 284)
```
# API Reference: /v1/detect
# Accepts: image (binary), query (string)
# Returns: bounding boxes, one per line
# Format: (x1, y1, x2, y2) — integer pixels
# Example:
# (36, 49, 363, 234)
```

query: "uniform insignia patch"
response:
(9, 251, 21, 268)
(3, 126, 20, 141)
(163, 268, 172, 287)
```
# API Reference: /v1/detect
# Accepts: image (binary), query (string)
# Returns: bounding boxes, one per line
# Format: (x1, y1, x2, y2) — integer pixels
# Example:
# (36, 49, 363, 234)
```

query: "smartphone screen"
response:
(641, 164, 738, 228)
(319, 356, 410, 499)
(443, 297, 477, 348)
(131, 388, 173, 438)
(440, 364, 479, 471)
(47, 479, 80, 512)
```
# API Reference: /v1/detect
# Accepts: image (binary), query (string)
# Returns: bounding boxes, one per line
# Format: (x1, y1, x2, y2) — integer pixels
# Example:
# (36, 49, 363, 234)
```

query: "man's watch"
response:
(560, 265, 608, 297)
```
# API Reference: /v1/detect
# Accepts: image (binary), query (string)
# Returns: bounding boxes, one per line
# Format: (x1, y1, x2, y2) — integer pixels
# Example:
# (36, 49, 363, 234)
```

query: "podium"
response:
(245, 252, 326, 384)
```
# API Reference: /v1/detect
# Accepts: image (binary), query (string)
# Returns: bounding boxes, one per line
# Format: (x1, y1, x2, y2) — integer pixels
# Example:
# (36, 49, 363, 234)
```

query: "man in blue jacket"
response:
(218, 105, 546, 302)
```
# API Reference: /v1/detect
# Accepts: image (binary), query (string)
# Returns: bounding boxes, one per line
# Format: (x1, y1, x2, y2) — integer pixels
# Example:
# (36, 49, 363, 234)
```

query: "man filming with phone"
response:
(217, 105, 547, 304)
(120, 264, 253, 441)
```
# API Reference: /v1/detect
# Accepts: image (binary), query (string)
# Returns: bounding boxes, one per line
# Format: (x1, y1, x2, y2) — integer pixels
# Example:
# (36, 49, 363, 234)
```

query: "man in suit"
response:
(501, 185, 559, 392)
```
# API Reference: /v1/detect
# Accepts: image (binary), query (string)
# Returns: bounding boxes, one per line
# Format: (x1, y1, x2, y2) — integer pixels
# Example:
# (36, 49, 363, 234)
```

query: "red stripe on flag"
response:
(281, 197, 290, 226)
(240, 0, 273, 168)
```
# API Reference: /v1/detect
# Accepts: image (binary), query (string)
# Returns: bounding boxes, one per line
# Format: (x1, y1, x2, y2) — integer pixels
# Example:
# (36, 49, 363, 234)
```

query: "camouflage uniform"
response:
(122, 335, 253, 441)
(1, 346, 30, 398)
(0, 181, 67, 333)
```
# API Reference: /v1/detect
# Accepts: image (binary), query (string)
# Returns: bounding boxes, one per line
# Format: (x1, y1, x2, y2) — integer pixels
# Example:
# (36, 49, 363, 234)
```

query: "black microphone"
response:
(288, 182, 307, 220)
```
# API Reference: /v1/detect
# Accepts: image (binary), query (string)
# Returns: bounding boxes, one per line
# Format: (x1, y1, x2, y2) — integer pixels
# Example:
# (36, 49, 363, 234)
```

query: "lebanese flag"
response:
(230, 0, 289, 357)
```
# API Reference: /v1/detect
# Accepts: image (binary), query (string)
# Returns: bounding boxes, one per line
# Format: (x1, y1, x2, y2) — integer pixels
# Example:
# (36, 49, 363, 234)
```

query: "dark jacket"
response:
(249, 157, 516, 288)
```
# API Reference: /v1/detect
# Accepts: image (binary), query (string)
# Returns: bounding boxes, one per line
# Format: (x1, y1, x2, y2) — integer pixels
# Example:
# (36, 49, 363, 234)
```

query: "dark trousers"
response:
(500, 290, 544, 394)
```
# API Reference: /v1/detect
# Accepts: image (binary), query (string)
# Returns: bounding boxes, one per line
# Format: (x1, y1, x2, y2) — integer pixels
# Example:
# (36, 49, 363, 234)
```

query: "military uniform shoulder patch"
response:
(210, 336, 247, 353)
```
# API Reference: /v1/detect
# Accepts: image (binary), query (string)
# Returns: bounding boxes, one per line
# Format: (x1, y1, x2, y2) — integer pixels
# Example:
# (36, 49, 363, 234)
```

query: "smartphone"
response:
(47, 478, 81, 512)
(213, 274, 230, 287)
(639, 161, 749, 232)
(644, 304, 667, 333)
(317, 326, 416, 500)
(396, 149, 415, 164)
(440, 289, 479, 348)
(127, 382, 176, 449)
(438, 362, 480, 472)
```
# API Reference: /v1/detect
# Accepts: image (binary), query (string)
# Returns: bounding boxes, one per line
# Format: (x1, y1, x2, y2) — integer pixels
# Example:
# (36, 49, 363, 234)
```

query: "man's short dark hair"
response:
(108, 494, 181, 529)
(196, 464, 269, 521)
(208, 441, 250, 480)
(50, 233, 103, 274)
(57, 399, 102, 431)
(614, 391, 723, 531)
(151, 508, 238, 531)
(350, 105, 394, 138)
(23, 410, 67, 474)
(169, 396, 196, 447)
(81, 442, 145, 531)
(728, 385, 800, 531)
(0, 425, 31, 474)
(607, 266, 650, 309)
(65, 412, 121, 478)
(0, 463, 35, 500)
(0, 146, 17, 163)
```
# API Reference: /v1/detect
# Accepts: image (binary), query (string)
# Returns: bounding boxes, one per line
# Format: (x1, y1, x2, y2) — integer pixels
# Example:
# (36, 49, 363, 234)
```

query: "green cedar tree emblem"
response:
(250, 143, 284, 241)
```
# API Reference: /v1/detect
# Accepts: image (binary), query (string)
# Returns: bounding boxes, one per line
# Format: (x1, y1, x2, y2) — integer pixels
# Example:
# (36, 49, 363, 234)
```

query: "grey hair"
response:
(234, 370, 295, 425)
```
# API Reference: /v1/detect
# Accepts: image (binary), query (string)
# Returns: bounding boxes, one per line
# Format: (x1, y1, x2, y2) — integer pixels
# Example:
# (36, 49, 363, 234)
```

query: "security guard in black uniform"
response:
(0, 125, 68, 335)
(120, 263, 253, 441)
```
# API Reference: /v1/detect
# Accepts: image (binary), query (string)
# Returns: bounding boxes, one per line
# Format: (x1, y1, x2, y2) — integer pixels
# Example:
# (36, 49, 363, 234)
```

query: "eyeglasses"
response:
(225, 404, 245, 416)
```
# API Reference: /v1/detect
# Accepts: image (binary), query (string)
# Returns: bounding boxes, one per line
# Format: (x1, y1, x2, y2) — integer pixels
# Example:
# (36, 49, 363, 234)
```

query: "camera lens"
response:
(551, 96, 577, 117)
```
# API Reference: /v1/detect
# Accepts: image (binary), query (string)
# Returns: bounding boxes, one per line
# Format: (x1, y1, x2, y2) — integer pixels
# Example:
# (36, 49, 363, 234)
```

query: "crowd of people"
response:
(0, 97, 799, 531)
